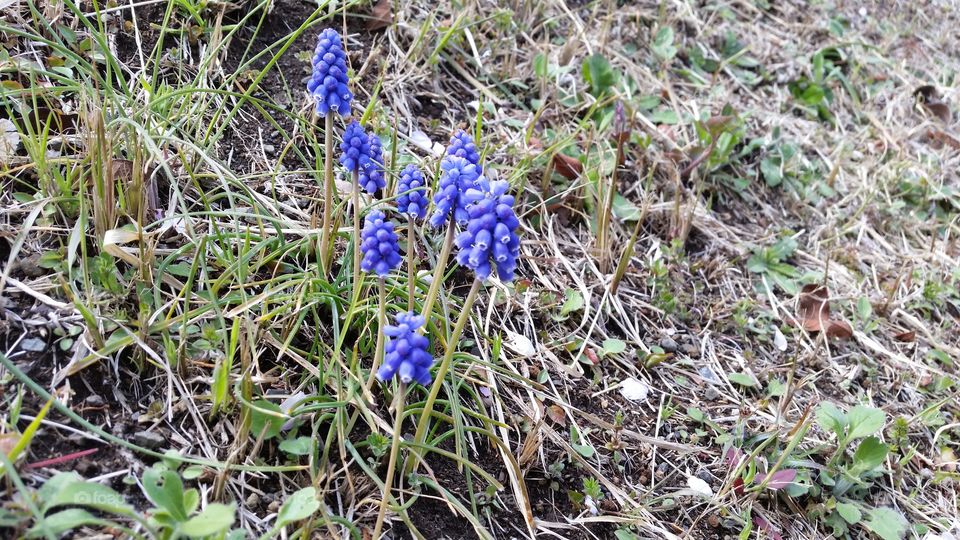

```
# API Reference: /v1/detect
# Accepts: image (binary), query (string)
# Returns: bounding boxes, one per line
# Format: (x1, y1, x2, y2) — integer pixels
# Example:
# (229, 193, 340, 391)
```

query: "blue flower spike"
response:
(428, 156, 482, 229)
(397, 164, 428, 219)
(340, 120, 371, 172)
(455, 179, 521, 281)
(360, 210, 402, 276)
(376, 312, 434, 385)
(360, 132, 385, 195)
(307, 28, 352, 117)
(446, 130, 481, 167)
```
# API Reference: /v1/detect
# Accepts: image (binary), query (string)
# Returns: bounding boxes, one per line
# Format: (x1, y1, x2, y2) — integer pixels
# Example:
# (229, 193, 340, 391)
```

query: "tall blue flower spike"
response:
(359, 133, 385, 194)
(427, 156, 481, 229)
(376, 312, 434, 385)
(454, 179, 521, 281)
(340, 121, 371, 172)
(360, 210, 402, 276)
(446, 130, 481, 167)
(307, 28, 352, 117)
(396, 164, 427, 219)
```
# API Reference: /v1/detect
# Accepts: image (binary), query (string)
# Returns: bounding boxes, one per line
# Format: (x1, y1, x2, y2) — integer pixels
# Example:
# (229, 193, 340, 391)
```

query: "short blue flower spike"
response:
(427, 156, 481, 229)
(360, 210, 402, 276)
(447, 130, 481, 167)
(376, 312, 434, 385)
(307, 28, 352, 117)
(340, 121, 371, 172)
(396, 164, 428, 219)
(359, 133, 385, 194)
(454, 179, 520, 281)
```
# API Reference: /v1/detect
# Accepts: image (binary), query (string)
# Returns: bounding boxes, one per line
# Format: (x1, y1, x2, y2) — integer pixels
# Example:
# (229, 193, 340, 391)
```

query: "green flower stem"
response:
(407, 218, 416, 310)
(318, 114, 334, 276)
(405, 278, 482, 475)
(366, 277, 387, 392)
(351, 169, 362, 300)
(371, 381, 406, 540)
(420, 220, 456, 325)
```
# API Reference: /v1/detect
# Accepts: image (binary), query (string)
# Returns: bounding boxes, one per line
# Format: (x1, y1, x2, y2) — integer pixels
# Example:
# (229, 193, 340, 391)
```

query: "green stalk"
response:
(407, 218, 416, 310)
(372, 381, 406, 540)
(352, 169, 362, 299)
(318, 114, 334, 275)
(421, 221, 456, 324)
(366, 277, 387, 391)
(405, 279, 482, 475)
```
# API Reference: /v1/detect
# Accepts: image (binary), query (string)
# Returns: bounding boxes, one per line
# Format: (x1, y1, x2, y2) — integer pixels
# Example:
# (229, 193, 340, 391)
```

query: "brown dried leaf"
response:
(893, 330, 916, 342)
(824, 320, 853, 339)
(915, 85, 952, 123)
(366, 0, 392, 31)
(791, 284, 854, 340)
(546, 405, 566, 426)
(552, 153, 582, 180)
(796, 284, 831, 332)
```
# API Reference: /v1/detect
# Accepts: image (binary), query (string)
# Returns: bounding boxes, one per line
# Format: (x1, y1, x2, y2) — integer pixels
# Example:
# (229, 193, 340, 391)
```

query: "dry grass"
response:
(1, 0, 959, 538)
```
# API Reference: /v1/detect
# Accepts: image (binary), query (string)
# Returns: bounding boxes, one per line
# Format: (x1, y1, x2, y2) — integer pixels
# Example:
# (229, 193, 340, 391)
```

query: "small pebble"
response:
(85, 395, 105, 407)
(681, 342, 700, 358)
(245, 493, 260, 508)
(267, 500, 280, 513)
(707, 514, 721, 528)
(132, 430, 166, 449)
(263, 144, 276, 155)
(659, 336, 678, 353)
(704, 386, 721, 401)
(20, 338, 46, 353)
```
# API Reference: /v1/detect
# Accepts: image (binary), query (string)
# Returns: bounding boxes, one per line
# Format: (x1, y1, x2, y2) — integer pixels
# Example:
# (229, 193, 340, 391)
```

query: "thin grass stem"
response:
(421, 221, 456, 325)
(405, 278, 482, 475)
(319, 114, 334, 275)
(352, 169, 362, 299)
(366, 277, 387, 391)
(372, 381, 406, 539)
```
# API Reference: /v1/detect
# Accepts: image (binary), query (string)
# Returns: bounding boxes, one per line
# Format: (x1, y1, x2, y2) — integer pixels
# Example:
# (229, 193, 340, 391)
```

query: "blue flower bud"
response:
(359, 132, 385, 195)
(339, 121, 371, 172)
(360, 210, 402, 276)
(428, 156, 481, 229)
(397, 164, 428, 219)
(454, 178, 520, 282)
(447, 130, 480, 167)
(376, 312, 434, 385)
(308, 29, 352, 117)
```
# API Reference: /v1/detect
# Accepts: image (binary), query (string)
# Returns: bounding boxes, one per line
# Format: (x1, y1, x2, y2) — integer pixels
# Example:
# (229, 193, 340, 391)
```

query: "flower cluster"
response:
(428, 156, 481, 228)
(339, 121, 371, 172)
(446, 130, 481, 166)
(359, 133, 385, 194)
(307, 28, 352, 117)
(360, 210, 402, 276)
(376, 312, 434, 385)
(455, 179, 521, 281)
(396, 164, 427, 219)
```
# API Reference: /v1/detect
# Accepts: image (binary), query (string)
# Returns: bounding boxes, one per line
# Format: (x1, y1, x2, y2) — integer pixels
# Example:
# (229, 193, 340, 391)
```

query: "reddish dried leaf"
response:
(791, 284, 854, 340)
(893, 330, 916, 342)
(724, 446, 745, 467)
(732, 476, 745, 496)
(928, 129, 960, 150)
(583, 348, 600, 365)
(824, 320, 854, 340)
(552, 153, 582, 180)
(755, 469, 797, 490)
(366, 0, 392, 31)
(797, 284, 831, 332)
(924, 102, 952, 123)
(546, 404, 567, 426)
(753, 514, 784, 540)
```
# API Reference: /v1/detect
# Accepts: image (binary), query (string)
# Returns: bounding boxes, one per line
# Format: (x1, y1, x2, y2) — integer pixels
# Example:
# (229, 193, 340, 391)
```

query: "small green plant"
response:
(746, 235, 802, 294)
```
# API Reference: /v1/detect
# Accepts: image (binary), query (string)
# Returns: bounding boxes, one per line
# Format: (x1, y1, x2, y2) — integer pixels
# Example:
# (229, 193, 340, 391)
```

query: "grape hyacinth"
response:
(376, 312, 434, 385)
(396, 164, 428, 219)
(454, 179, 521, 281)
(360, 210, 402, 276)
(446, 130, 481, 167)
(359, 133, 385, 194)
(427, 156, 482, 229)
(307, 28, 352, 117)
(340, 120, 371, 172)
